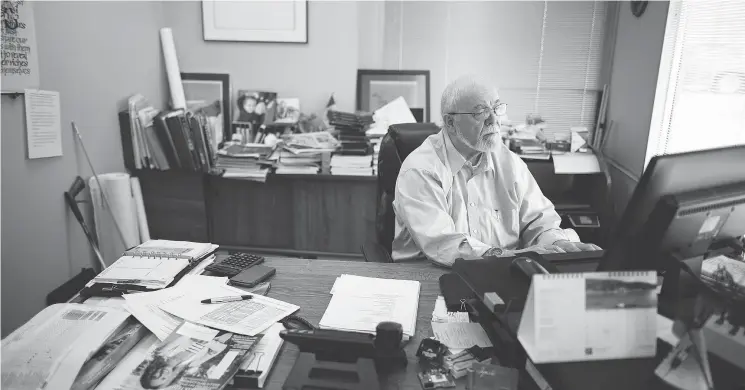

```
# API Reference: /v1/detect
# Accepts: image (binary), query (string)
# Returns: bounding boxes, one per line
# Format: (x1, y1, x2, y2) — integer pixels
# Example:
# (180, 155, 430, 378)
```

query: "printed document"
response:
(320, 274, 420, 338)
(1, 303, 130, 390)
(25, 89, 62, 159)
(123, 275, 228, 341)
(160, 284, 298, 336)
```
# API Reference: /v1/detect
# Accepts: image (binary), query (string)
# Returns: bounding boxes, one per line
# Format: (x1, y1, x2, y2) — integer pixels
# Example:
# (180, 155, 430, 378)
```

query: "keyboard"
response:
(537, 249, 605, 263)
(205, 252, 265, 277)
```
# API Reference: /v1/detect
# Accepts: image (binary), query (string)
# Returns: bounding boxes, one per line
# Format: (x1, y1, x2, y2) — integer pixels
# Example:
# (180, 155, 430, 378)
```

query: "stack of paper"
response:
(319, 274, 421, 340)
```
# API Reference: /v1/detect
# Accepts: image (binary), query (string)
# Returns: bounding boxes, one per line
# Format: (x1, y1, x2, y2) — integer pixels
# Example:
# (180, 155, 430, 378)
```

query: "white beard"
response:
(457, 125, 501, 152)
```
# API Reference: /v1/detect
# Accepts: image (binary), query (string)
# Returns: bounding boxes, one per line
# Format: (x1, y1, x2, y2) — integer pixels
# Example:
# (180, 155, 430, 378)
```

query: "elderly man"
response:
(392, 76, 600, 266)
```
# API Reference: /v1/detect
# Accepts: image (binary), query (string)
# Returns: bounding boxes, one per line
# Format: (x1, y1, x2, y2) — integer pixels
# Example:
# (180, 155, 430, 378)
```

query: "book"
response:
(231, 323, 285, 388)
(112, 322, 262, 390)
(517, 271, 658, 364)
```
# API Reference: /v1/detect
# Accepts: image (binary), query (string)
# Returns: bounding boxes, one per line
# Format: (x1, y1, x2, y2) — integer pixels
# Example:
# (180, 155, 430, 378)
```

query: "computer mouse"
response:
(510, 256, 550, 280)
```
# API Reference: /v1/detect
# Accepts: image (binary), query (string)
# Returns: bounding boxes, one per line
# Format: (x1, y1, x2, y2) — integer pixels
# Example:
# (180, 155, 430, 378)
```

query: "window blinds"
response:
(647, 0, 745, 161)
(390, 1, 607, 138)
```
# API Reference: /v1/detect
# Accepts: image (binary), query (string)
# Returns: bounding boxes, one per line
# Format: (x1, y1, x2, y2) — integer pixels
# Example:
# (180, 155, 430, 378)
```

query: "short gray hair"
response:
(440, 75, 496, 124)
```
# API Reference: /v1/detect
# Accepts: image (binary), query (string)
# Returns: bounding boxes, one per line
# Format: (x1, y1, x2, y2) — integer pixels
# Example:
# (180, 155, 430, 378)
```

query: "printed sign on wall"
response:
(1, 0, 39, 92)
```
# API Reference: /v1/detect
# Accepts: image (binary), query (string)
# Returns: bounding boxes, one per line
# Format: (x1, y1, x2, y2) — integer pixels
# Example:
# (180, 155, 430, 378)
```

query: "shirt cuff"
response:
(536, 228, 570, 246)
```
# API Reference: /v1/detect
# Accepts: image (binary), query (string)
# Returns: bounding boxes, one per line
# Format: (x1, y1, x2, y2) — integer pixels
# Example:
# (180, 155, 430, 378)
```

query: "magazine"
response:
(72, 319, 149, 390)
(113, 322, 262, 390)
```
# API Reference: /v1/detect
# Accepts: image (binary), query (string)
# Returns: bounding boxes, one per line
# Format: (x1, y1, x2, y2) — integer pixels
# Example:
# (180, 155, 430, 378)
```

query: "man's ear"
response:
(443, 114, 454, 129)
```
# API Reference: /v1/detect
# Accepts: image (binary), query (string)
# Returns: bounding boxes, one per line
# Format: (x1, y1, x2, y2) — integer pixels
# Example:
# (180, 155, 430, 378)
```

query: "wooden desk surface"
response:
(257, 256, 455, 390)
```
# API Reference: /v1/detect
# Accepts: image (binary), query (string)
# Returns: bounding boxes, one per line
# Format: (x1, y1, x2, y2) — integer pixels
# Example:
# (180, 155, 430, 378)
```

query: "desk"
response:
(74, 255, 454, 389)
(250, 257, 449, 390)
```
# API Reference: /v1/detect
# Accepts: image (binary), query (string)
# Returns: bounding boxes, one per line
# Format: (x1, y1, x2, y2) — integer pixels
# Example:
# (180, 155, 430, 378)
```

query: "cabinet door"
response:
(292, 178, 376, 254)
(138, 170, 209, 242)
(208, 176, 294, 248)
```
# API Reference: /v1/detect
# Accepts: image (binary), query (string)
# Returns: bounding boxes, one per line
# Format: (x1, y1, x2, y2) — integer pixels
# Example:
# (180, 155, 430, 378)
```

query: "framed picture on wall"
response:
(181, 72, 231, 145)
(202, 0, 308, 43)
(356, 69, 431, 122)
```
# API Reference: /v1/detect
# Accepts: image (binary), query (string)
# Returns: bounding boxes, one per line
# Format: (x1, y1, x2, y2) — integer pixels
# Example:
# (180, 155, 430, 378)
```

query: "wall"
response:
(161, 1, 360, 115)
(1, 1, 167, 336)
(604, 1, 670, 217)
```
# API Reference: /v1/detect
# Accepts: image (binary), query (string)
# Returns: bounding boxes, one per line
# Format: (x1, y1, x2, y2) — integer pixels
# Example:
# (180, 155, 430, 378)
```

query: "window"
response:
(646, 0, 745, 166)
(385, 1, 607, 140)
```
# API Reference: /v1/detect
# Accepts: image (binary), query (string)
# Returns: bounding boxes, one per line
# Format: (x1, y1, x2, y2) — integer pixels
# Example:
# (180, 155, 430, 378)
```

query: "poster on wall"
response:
(1, 0, 39, 92)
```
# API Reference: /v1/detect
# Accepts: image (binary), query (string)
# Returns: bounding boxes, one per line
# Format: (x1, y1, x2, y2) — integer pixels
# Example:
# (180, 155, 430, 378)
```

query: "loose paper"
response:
(431, 322, 493, 350)
(553, 153, 601, 174)
(24, 89, 62, 159)
(161, 284, 299, 336)
(372, 96, 417, 131)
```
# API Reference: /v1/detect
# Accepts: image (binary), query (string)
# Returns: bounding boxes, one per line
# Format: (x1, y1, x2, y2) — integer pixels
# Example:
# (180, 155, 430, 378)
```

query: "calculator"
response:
(205, 252, 265, 277)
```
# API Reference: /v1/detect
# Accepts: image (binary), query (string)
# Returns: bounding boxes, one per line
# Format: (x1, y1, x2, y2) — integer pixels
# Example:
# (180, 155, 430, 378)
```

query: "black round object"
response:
(375, 321, 403, 350)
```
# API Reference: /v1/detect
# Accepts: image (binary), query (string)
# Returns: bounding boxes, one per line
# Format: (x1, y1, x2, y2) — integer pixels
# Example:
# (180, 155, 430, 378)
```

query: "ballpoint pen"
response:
(201, 295, 253, 304)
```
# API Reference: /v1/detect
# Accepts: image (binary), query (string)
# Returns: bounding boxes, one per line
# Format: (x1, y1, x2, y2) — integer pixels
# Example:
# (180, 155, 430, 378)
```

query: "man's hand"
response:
(551, 240, 602, 252)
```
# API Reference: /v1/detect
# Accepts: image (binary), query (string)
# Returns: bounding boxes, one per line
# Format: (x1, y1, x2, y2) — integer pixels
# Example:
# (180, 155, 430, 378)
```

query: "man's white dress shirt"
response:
(392, 130, 570, 267)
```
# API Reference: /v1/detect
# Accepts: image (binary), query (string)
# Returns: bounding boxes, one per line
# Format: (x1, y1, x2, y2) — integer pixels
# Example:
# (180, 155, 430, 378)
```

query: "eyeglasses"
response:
(448, 103, 508, 121)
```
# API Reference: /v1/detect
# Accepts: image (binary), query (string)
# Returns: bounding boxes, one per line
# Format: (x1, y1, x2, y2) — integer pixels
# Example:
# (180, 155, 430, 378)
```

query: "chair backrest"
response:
(376, 123, 441, 254)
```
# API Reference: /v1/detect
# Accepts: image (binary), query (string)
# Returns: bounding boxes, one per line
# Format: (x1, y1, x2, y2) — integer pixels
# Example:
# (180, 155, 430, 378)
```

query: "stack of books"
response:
(275, 146, 322, 175)
(328, 110, 374, 156)
(330, 154, 373, 176)
(215, 142, 274, 182)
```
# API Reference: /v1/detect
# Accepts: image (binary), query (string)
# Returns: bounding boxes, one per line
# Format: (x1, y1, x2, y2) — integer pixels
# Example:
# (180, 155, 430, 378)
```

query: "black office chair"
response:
(361, 123, 441, 263)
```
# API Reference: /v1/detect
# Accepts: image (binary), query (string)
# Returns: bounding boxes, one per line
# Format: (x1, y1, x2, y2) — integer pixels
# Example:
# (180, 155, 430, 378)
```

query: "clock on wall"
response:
(631, 1, 649, 18)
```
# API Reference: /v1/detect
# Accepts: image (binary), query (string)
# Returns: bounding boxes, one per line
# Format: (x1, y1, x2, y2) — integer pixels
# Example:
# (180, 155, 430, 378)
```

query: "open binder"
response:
(89, 240, 218, 290)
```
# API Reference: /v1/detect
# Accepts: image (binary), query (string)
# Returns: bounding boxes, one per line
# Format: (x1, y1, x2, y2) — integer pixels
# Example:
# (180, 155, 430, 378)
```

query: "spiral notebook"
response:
(93, 240, 218, 289)
(518, 271, 658, 364)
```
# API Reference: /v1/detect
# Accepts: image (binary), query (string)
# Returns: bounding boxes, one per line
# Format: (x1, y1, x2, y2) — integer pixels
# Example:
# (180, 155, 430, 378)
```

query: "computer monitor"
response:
(598, 145, 745, 271)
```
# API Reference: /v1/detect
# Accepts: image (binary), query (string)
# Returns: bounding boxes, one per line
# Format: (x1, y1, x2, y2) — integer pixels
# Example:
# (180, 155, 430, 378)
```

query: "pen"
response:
(201, 295, 253, 304)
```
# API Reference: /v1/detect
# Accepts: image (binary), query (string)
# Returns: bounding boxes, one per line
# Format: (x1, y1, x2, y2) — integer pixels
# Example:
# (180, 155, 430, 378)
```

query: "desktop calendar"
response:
(518, 271, 658, 364)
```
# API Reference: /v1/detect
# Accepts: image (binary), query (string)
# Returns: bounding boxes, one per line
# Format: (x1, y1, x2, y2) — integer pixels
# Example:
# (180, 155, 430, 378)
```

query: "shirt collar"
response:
(442, 131, 494, 175)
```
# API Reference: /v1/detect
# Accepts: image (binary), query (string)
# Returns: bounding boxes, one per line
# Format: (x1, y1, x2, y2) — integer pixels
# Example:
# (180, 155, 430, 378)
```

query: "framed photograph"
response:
(181, 72, 231, 145)
(356, 69, 431, 122)
(202, 0, 308, 43)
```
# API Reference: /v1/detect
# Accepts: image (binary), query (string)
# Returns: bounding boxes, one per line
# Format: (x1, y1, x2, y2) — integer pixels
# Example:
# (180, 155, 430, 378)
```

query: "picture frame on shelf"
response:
(202, 0, 308, 43)
(356, 69, 431, 122)
(181, 72, 231, 146)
